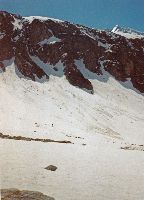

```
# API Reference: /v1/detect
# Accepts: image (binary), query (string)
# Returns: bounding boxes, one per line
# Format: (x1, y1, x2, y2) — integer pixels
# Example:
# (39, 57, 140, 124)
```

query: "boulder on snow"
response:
(45, 165, 57, 171)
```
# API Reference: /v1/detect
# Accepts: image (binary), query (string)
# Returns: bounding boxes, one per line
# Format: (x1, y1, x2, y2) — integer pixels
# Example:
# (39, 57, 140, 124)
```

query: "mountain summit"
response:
(111, 25, 144, 39)
(0, 11, 144, 94)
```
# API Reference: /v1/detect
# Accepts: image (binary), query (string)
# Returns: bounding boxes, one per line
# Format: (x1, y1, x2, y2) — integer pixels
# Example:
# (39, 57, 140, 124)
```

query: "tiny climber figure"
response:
(52, 123, 53, 127)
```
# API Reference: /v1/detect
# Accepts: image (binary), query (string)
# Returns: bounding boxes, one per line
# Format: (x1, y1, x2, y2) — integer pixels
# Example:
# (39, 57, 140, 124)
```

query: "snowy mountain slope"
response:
(0, 62, 144, 143)
(0, 62, 144, 200)
(0, 11, 144, 200)
(112, 25, 144, 39)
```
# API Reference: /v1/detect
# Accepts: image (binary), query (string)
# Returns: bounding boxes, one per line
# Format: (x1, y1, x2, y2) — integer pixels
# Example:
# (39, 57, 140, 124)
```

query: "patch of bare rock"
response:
(1, 189, 55, 200)
(45, 165, 57, 171)
(121, 144, 144, 151)
(0, 132, 72, 144)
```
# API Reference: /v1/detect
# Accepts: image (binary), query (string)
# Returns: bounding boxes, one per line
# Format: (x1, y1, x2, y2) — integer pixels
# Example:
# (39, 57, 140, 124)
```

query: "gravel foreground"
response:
(1, 189, 55, 200)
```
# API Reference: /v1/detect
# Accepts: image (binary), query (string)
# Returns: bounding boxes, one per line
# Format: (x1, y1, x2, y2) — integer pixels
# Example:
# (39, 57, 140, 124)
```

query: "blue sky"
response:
(0, 0, 144, 31)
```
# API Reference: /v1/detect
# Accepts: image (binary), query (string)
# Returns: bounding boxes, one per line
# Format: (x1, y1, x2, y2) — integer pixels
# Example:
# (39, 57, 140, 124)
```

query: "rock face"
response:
(1, 189, 55, 200)
(0, 11, 144, 93)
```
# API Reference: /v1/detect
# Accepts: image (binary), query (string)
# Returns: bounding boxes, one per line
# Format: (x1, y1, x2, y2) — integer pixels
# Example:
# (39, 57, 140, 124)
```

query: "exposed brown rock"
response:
(45, 165, 57, 171)
(121, 144, 144, 151)
(64, 64, 94, 93)
(0, 132, 72, 144)
(1, 188, 55, 200)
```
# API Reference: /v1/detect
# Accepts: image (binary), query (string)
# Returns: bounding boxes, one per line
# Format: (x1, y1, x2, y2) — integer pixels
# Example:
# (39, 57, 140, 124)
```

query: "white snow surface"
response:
(0, 62, 144, 200)
(0, 32, 5, 39)
(39, 36, 61, 45)
(24, 16, 63, 23)
(12, 17, 23, 30)
(112, 25, 144, 39)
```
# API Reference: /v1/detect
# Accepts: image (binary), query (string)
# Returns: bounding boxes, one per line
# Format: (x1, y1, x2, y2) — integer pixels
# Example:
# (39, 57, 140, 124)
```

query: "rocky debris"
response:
(0, 11, 144, 93)
(45, 165, 57, 171)
(1, 188, 55, 200)
(0, 132, 72, 144)
(121, 144, 144, 151)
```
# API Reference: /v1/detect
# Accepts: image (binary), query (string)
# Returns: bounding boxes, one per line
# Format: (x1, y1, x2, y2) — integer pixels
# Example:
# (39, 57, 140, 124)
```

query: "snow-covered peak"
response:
(24, 16, 64, 23)
(111, 25, 144, 39)
(12, 17, 23, 30)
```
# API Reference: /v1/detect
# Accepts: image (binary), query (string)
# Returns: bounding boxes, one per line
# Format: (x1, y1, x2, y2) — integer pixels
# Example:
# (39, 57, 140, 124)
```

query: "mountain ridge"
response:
(0, 11, 144, 94)
(111, 25, 144, 39)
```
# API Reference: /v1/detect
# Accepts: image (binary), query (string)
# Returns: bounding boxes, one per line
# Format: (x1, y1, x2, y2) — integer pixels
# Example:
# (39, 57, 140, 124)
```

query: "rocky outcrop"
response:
(45, 165, 58, 171)
(0, 132, 72, 144)
(0, 11, 144, 93)
(64, 64, 94, 94)
(1, 189, 55, 200)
